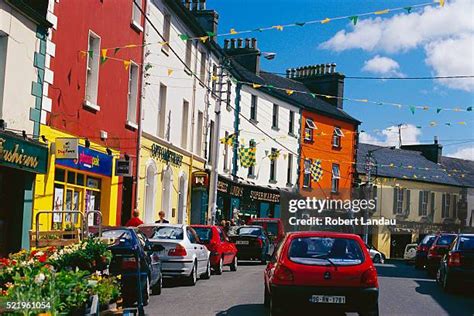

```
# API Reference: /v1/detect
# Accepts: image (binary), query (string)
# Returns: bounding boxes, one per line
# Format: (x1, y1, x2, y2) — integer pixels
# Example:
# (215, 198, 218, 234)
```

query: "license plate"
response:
(236, 240, 249, 245)
(309, 295, 346, 304)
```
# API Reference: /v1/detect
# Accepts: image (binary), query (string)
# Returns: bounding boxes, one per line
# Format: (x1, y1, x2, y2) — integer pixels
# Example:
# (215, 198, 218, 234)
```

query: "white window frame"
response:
(269, 148, 277, 182)
(331, 164, 340, 193)
(84, 30, 101, 110)
(287, 153, 293, 185)
(248, 140, 256, 177)
(131, 0, 144, 32)
(196, 111, 204, 156)
(199, 50, 206, 82)
(396, 188, 404, 214)
(288, 110, 295, 135)
(420, 191, 429, 216)
(444, 194, 451, 218)
(162, 13, 171, 52)
(157, 83, 167, 138)
(181, 99, 189, 149)
(306, 118, 317, 130)
(272, 104, 279, 129)
(333, 127, 343, 148)
(185, 40, 192, 68)
(126, 61, 139, 128)
(303, 159, 312, 188)
(250, 95, 258, 121)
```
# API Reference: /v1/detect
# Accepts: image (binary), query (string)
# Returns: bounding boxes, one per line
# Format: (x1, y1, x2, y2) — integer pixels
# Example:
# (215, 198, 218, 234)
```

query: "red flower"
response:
(38, 254, 48, 263)
(30, 250, 38, 257)
(0, 258, 10, 266)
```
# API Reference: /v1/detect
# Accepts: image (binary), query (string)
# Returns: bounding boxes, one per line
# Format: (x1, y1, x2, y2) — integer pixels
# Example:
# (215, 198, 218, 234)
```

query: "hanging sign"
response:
(55, 138, 79, 159)
(115, 159, 133, 177)
(192, 171, 209, 187)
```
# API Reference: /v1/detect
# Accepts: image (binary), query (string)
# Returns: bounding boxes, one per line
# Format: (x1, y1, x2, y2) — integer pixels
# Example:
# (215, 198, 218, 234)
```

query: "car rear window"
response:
(151, 227, 183, 240)
(238, 227, 261, 236)
(458, 236, 474, 251)
(436, 235, 456, 246)
(193, 227, 213, 243)
(421, 235, 436, 246)
(101, 229, 133, 246)
(288, 237, 364, 266)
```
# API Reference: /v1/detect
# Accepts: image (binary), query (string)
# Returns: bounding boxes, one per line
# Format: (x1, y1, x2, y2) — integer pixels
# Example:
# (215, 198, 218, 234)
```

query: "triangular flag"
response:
(321, 18, 331, 24)
(295, 22, 306, 27)
(144, 63, 153, 71)
(430, 121, 437, 126)
(88, 50, 94, 58)
(437, 108, 442, 113)
(159, 41, 168, 46)
(458, 121, 466, 125)
(252, 83, 262, 89)
(79, 51, 87, 58)
(445, 123, 451, 126)
(349, 16, 358, 25)
(266, 85, 274, 90)
(467, 106, 472, 111)
(310, 93, 316, 98)
(179, 34, 190, 41)
(286, 89, 294, 95)
(100, 49, 108, 64)
(374, 9, 390, 15)
(422, 106, 429, 110)
(123, 60, 131, 70)
(124, 44, 138, 48)
(206, 31, 216, 37)
(114, 47, 121, 55)
(409, 106, 416, 114)
(404, 7, 412, 13)
(230, 28, 238, 35)
(167, 69, 174, 76)
(199, 36, 209, 43)
(439, 0, 445, 7)
(211, 75, 218, 81)
(273, 25, 284, 31)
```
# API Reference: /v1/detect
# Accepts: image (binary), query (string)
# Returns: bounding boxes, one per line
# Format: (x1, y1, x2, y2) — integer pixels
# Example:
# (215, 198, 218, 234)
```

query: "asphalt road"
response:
(145, 260, 474, 316)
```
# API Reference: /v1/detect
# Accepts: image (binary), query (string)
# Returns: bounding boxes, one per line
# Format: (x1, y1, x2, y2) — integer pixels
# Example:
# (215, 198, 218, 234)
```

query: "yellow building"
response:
(137, 133, 206, 224)
(33, 126, 120, 232)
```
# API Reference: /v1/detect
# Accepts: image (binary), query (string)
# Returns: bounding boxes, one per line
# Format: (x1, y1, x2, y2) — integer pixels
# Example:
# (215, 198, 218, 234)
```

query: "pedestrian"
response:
(155, 211, 169, 224)
(220, 219, 226, 227)
(125, 210, 144, 227)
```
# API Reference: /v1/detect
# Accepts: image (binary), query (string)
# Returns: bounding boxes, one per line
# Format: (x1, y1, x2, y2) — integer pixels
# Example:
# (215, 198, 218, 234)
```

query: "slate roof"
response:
(356, 143, 461, 187)
(228, 60, 360, 124)
(440, 156, 474, 188)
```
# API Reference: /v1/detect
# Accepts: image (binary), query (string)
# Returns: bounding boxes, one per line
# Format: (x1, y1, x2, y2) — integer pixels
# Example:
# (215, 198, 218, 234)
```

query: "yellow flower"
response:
(117, 274, 122, 280)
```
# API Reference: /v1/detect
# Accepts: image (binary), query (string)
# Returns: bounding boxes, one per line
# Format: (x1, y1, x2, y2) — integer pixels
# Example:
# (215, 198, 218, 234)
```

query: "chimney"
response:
(187, 0, 219, 40)
(286, 63, 345, 109)
(224, 37, 260, 74)
(400, 137, 443, 163)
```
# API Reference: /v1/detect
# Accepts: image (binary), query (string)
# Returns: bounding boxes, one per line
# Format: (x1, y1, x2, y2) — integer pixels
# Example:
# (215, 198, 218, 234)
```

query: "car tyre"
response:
(186, 262, 198, 286)
(260, 256, 267, 265)
(151, 273, 162, 295)
(263, 285, 270, 307)
(360, 302, 379, 316)
(141, 275, 150, 306)
(442, 272, 454, 293)
(373, 254, 381, 263)
(269, 295, 283, 316)
(230, 255, 238, 272)
(202, 259, 211, 279)
(215, 257, 224, 275)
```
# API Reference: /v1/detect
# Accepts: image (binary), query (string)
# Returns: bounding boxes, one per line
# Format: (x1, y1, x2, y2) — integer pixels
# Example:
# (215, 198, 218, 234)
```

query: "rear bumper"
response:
(269, 284, 378, 313)
(119, 272, 148, 298)
(447, 267, 474, 284)
(161, 258, 194, 277)
(236, 247, 264, 259)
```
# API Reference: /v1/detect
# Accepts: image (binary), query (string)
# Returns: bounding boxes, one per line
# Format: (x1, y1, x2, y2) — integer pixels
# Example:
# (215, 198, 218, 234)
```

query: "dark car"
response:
(248, 218, 285, 246)
(427, 233, 457, 276)
(229, 225, 269, 264)
(415, 235, 436, 269)
(101, 227, 163, 306)
(437, 234, 474, 292)
(264, 231, 379, 316)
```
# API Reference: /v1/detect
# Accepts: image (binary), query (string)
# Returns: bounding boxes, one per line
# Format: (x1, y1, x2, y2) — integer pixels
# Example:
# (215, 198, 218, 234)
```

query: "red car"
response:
(427, 233, 457, 276)
(191, 225, 238, 274)
(264, 231, 379, 316)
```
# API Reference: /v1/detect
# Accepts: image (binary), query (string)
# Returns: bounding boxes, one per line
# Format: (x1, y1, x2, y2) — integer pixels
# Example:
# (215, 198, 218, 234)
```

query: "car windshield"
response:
(458, 236, 474, 251)
(238, 227, 261, 236)
(422, 236, 436, 246)
(193, 227, 212, 243)
(288, 237, 364, 266)
(436, 235, 456, 245)
(151, 227, 183, 240)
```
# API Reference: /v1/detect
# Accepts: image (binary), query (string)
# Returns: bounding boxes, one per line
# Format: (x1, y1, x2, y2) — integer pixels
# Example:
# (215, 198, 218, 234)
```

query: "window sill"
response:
(126, 120, 139, 130)
(288, 132, 296, 138)
(286, 183, 293, 188)
(250, 119, 258, 125)
(131, 20, 143, 33)
(271, 126, 280, 131)
(248, 174, 256, 179)
(332, 145, 342, 150)
(269, 179, 277, 184)
(83, 100, 100, 112)
(304, 139, 314, 144)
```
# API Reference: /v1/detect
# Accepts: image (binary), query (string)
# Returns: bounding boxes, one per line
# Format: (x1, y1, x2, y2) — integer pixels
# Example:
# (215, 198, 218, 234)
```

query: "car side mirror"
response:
(151, 244, 165, 252)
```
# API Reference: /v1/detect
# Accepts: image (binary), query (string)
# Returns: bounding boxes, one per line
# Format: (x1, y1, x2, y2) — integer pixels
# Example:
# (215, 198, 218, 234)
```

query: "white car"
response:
(139, 224, 211, 285)
(404, 243, 418, 263)
(366, 244, 385, 263)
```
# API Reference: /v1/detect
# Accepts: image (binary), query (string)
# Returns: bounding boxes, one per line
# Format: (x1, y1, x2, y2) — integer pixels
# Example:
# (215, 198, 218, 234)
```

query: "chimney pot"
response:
(245, 38, 251, 48)
(237, 38, 243, 48)
(434, 136, 438, 144)
(331, 63, 337, 73)
(290, 68, 296, 78)
(326, 64, 331, 73)
(200, 0, 206, 10)
(315, 65, 320, 75)
(320, 64, 326, 74)
(286, 69, 291, 78)
(251, 38, 257, 49)
(230, 38, 236, 49)
(224, 39, 229, 49)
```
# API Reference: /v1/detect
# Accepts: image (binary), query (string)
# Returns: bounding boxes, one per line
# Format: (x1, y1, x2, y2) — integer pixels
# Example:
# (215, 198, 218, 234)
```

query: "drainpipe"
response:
(231, 83, 241, 180)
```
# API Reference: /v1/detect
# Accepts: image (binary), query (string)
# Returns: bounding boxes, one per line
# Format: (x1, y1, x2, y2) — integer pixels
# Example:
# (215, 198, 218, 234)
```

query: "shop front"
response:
(0, 131, 48, 256)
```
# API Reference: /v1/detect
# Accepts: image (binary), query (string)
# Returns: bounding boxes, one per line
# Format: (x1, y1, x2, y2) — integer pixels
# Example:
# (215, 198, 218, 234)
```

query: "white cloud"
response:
(362, 55, 404, 77)
(320, 0, 474, 91)
(359, 124, 422, 147)
(447, 146, 474, 160)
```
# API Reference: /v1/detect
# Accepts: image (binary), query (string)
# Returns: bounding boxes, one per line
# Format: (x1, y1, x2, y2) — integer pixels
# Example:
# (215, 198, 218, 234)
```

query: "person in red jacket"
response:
(125, 210, 143, 227)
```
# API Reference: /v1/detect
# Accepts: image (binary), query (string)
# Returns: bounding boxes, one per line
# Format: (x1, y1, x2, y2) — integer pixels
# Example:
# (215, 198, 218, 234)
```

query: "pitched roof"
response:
(356, 143, 461, 186)
(440, 156, 474, 188)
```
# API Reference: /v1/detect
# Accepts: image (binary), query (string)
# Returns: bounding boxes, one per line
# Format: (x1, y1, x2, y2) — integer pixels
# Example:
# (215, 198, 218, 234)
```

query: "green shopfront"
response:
(0, 131, 48, 256)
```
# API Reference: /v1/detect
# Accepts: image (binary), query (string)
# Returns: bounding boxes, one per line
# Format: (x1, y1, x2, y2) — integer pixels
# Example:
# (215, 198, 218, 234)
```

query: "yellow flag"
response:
(211, 75, 218, 81)
(430, 121, 437, 126)
(230, 28, 238, 35)
(160, 41, 168, 46)
(101, 49, 107, 59)
(79, 51, 87, 58)
(321, 18, 331, 24)
(439, 0, 445, 7)
(358, 99, 369, 102)
(324, 95, 333, 99)
(374, 9, 390, 15)
(123, 60, 131, 70)
(273, 25, 284, 31)
(458, 121, 467, 125)
(200, 36, 209, 43)
(167, 69, 174, 76)
(125, 44, 138, 48)
(253, 83, 262, 89)
(286, 89, 294, 95)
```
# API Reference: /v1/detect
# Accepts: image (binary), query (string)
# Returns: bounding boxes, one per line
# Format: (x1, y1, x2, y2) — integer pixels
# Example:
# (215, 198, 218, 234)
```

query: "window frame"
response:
(287, 153, 293, 185)
(84, 30, 101, 108)
(250, 95, 258, 122)
(131, 0, 144, 32)
(162, 13, 171, 52)
(303, 159, 312, 188)
(331, 163, 340, 193)
(248, 139, 256, 178)
(333, 127, 343, 148)
(272, 104, 279, 129)
(126, 61, 139, 127)
(269, 148, 278, 182)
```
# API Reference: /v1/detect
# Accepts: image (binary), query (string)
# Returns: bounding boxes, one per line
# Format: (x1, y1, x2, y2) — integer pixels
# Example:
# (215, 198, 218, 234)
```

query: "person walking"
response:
(155, 211, 169, 224)
(125, 210, 144, 227)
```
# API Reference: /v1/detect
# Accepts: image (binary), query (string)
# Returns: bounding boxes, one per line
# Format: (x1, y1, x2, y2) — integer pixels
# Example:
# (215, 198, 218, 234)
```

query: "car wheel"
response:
(359, 302, 379, 316)
(436, 268, 442, 285)
(141, 275, 150, 306)
(269, 295, 283, 316)
(264, 285, 270, 307)
(215, 257, 223, 275)
(202, 259, 211, 279)
(186, 262, 198, 286)
(373, 254, 381, 263)
(151, 273, 162, 295)
(442, 272, 453, 293)
(230, 255, 238, 272)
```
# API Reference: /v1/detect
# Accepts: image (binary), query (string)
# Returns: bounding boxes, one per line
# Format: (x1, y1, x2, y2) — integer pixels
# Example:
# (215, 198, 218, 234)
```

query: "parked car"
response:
(264, 232, 379, 316)
(229, 225, 269, 264)
(366, 244, 385, 264)
(138, 224, 211, 285)
(404, 243, 418, 264)
(100, 227, 163, 306)
(191, 224, 238, 274)
(437, 234, 474, 292)
(248, 218, 285, 245)
(415, 234, 436, 269)
(427, 233, 457, 276)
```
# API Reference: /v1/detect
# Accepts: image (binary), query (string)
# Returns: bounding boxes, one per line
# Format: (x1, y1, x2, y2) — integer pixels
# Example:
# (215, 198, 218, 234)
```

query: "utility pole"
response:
(207, 61, 225, 225)
(364, 150, 377, 244)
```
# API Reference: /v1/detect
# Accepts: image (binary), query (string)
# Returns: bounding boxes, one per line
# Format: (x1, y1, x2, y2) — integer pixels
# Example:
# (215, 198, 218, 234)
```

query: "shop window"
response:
(331, 164, 340, 193)
(333, 127, 344, 148)
(303, 159, 312, 188)
(77, 173, 85, 186)
(55, 168, 65, 182)
(67, 171, 76, 184)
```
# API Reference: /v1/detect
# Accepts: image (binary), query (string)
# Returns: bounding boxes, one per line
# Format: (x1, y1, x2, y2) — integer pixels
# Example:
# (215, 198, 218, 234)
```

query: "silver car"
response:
(139, 224, 211, 285)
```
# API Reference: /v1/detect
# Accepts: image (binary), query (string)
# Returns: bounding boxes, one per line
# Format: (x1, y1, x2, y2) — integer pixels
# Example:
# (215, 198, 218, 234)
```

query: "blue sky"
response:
(207, 0, 474, 159)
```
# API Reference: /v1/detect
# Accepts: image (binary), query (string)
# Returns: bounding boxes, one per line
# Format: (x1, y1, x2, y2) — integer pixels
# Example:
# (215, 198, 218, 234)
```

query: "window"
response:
(0, 35, 7, 114)
(453, 195, 457, 219)
(394, 187, 404, 215)
(199, 51, 206, 82)
(225, 81, 232, 111)
(131, 0, 143, 31)
(223, 131, 230, 172)
(419, 191, 429, 216)
(208, 120, 215, 165)
(430, 192, 435, 216)
(196, 111, 204, 156)
(288, 111, 295, 135)
(127, 61, 139, 126)
(248, 140, 256, 177)
(181, 100, 189, 149)
(333, 127, 343, 148)
(331, 164, 340, 193)
(157, 84, 167, 138)
(442, 194, 451, 218)
(211, 64, 218, 94)
(85, 31, 100, 106)
(287, 153, 293, 185)
(185, 40, 192, 68)
(250, 95, 258, 121)
(269, 148, 277, 182)
(303, 159, 312, 188)
(304, 118, 316, 142)
(162, 13, 171, 52)
(272, 104, 279, 129)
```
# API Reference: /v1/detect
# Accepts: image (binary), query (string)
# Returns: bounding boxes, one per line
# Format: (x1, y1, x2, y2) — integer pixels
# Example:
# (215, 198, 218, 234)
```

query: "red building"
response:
(34, 0, 146, 227)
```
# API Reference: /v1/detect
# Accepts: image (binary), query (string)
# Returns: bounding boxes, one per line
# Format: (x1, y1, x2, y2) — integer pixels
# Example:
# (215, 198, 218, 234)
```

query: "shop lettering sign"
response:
(55, 138, 79, 159)
(56, 146, 113, 177)
(217, 180, 228, 193)
(151, 144, 183, 167)
(0, 132, 48, 174)
(230, 185, 244, 197)
(250, 191, 280, 203)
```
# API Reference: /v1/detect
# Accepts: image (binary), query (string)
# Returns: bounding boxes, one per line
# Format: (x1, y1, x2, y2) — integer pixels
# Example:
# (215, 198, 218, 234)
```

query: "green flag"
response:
(114, 47, 121, 55)
(179, 34, 190, 41)
(349, 16, 358, 25)
(295, 22, 306, 27)
(409, 106, 415, 114)
(206, 31, 216, 37)
(437, 108, 442, 113)
(404, 7, 412, 13)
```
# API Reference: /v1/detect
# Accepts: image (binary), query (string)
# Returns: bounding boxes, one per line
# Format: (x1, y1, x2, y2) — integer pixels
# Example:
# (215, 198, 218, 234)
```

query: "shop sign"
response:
(192, 171, 209, 187)
(150, 144, 183, 167)
(115, 159, 133, 177)
(0, 132, 48, 174)
(250, 190, 280, 203)
(217, 180, 228, 193)
(55, 138, 79, 159)
(56, 146, 113, 177)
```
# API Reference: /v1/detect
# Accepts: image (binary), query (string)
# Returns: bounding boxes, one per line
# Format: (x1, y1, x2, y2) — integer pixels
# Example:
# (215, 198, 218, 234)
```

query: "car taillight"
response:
(121, 257, 138, 269)
(361, 268, 378, 288)
(428, 246, 437, 258)
(168, 244, 187, 256)
(256, 238, 263, 247)
(273, 264, 294, 284)
(448, 252, 462, 267)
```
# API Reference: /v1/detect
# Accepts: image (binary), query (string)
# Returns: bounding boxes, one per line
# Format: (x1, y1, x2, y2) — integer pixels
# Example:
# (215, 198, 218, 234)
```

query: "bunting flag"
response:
(310, 159, 324, 182)
(123, 60, 131, 70)
(167, 69, 174, 76)
(404, 7, 413, 13)
(199, 36, 209, 43)
(272, 25, 284, 31)
(114, 47, 121, 55)
(439, 0, 445, 7)
(239, 146, 256, 168)
(409, 106, 416, 114)
(179, 34, 190, 41)
(321, 18, 331, 24)
(268, 150, 281, 161)
(253, 83, 262, 89)
(220, 134, 236, 146)
(374, 9, 390, 15)
(349, 16, 358, 25)
(295, 22, 306, 27)
(286, 89, 294, 95)
(211, 75, 219, 81)
(100, 49, 108, 64)
(230, 28, 238, 35)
